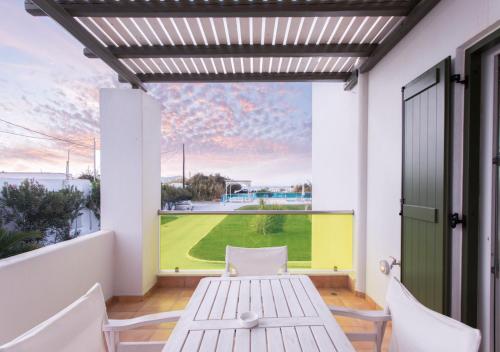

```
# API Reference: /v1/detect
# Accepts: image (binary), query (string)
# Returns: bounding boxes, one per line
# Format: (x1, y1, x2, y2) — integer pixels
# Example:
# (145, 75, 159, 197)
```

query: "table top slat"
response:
(300, 277, 353, 352)
(250, 280, 263, 318)
(310, 326, 337, 352)
(162, 276, 355, 352)
(237, 280, 251, 316)
(196, 281, 221, 321)
(234, 329, 251, 352)
(296, 326, 320, 352)
(198, 330, 219, 352)
(289, 278, 317, 317)
(216, 329, 235, 352)
(163, 278, 211, 352)
(180, 330, 204, 352)
(210, 280, 231, 320)
(271, 279, 291, 318)
(250, 327, 266, 352)
(280, 279, 304, 317)
(261, 280, 277, 318)
(282, 327, 302, 352)
(222, 281, 240, 320)
(266, 327, 285, 352)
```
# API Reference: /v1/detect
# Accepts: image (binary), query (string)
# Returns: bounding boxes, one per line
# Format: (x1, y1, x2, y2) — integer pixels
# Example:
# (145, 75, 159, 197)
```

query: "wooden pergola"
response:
(26, 0, 439, 90)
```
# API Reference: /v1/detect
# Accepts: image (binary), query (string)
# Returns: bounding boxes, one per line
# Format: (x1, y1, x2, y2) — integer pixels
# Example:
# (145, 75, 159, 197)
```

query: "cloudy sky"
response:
(0, 1, 312, 186)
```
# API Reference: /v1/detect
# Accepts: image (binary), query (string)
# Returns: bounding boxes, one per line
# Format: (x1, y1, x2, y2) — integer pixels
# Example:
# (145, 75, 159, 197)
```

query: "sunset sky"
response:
(0, 1, 312, 186)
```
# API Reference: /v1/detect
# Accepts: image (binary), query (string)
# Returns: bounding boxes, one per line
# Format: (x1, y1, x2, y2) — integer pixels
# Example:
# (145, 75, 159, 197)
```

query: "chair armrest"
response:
(328, 306, 391, 322)
(104, 310, 183, 332)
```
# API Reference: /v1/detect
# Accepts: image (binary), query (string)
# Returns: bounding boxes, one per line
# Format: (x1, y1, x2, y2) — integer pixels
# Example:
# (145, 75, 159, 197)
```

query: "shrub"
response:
(0, 228, 42, 259)
(253, 199, 285, 235)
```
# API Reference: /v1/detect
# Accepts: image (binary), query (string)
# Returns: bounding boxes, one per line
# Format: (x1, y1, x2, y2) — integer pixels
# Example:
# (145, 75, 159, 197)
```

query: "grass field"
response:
(188, 204, 311, 262)
(159, 204, 313, 270)
(159, 206, 354, 271)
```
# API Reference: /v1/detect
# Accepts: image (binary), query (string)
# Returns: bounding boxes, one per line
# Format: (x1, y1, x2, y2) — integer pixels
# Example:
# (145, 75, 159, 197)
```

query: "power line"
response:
(0, 117, 93, 148)
(0, 130, 60, 141)
(0, 129, 91, 149)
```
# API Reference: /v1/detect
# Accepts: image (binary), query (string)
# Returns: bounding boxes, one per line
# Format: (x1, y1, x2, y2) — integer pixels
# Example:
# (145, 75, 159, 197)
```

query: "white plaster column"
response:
(100, 88, 161, 296)
(354, 72, 369, 293)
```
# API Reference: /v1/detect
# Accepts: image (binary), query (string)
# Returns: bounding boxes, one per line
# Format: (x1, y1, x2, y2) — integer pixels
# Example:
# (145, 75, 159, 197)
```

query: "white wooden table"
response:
(162, 275, 355, 352)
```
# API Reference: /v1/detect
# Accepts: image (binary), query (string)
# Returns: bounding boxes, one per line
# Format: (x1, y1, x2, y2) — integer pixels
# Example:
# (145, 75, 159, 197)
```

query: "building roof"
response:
(26, 0, 439, 90)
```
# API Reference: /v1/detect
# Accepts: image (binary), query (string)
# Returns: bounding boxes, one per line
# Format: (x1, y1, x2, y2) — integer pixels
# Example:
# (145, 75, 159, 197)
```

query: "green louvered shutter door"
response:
(401, 58, 451, 314)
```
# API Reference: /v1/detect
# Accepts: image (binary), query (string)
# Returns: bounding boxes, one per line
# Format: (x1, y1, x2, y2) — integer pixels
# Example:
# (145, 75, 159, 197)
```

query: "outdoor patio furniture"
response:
(162, 275, 355, 351)
(0, 283, 182, 352)
(223, 245, 288, 276)
(329, 277, 481, 352)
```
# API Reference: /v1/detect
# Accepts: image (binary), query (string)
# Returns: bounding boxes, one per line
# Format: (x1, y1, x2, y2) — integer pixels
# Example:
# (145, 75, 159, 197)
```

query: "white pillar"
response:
(355, 72, 369, 294)
(100, 89, 161, 296)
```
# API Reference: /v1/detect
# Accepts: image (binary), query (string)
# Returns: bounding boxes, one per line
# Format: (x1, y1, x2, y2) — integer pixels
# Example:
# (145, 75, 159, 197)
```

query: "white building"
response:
(0, 172, 100, 237)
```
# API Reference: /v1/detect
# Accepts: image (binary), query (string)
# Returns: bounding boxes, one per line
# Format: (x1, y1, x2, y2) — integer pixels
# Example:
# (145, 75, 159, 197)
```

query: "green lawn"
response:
(188, 204, 311, 262)
(160, 214, 227, 270)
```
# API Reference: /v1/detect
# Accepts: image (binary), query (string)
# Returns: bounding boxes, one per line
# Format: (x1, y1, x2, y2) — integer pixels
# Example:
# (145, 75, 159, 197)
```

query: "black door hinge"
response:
(450, 213, 465, 229)
(451, 74, 468, 86)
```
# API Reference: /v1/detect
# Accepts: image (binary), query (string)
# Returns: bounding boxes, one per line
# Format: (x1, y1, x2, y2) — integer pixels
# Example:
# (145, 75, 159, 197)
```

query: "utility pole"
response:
(93, 138, 97, 181)
(182, 143, 185, 189)
(66, 149, 70, 180)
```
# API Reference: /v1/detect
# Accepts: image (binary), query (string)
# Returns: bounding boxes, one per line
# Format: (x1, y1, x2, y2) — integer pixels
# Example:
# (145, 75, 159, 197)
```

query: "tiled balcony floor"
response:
(107, 286, 392, 352)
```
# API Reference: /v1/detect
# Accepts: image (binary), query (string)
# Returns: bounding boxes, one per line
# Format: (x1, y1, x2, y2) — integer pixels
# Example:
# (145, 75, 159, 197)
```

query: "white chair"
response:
(223, 245, 288, 276)
(0, 283, 182, 352)
(329, 277, 481, 352)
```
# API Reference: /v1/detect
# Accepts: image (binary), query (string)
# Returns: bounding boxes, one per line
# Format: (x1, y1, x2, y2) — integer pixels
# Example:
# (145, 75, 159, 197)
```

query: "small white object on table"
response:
(162, 275, 355, 352)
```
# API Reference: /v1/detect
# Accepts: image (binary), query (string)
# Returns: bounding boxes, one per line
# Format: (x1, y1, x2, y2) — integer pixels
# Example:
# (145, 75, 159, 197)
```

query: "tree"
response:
(0, 228, 42, 259)
(44, 186, 85, 242)
(187, 173, 227, 201)
(0, 180, 85, 244)
(161, 184, 192, 210)
(86, 179, 100, 221)
(292, 182, 312, 193)
(0, 180, 50, 236)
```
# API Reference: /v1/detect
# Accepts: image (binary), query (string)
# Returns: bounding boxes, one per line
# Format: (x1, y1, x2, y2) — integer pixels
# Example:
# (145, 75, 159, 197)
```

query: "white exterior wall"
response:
(100, 89, 161, 296)
(0, 230, 114, 344)
(365, 0, 500, 340)
(312, 82, 363, 286)
(312, 82, 358, 211)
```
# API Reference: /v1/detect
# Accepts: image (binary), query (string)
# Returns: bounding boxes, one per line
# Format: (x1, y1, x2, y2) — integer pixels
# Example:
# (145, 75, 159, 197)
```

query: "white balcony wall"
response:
(365, 0, 500, 347)
(0, 230, 114, 344)
(100, 89, 161, 296)
(312, 82, 363, 285)
(312, 82, 359, 211)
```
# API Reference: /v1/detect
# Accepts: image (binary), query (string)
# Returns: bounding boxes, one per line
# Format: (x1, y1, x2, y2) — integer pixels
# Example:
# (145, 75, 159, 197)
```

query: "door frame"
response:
(462, 28, 500, 328)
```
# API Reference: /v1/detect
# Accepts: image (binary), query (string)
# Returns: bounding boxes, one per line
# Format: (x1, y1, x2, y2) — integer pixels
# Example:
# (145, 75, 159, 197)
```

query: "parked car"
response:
(174, 200, 193, 211)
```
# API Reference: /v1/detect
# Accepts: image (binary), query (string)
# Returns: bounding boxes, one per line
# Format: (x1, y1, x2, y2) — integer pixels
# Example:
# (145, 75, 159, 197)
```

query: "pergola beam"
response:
(25, 0, 412, 18)
(120, 72, 351, 83)
(359, 0, 440, 73)
(28, 0, 146, 90)
(84, 44, 377, 59)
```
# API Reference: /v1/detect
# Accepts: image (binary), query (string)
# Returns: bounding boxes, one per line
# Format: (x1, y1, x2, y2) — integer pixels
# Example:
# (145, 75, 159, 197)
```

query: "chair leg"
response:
(374, 321, 387, 352)
(105, 331, 119, 352)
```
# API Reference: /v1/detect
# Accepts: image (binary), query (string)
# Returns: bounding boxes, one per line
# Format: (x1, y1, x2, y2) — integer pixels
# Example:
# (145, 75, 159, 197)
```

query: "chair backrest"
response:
(224, 246, 288, 276)
(0, 283, 108, 352)
(386, 277, 481, 352)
